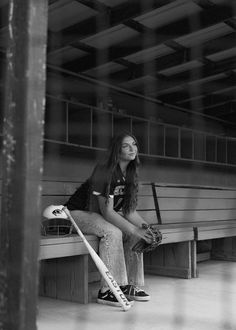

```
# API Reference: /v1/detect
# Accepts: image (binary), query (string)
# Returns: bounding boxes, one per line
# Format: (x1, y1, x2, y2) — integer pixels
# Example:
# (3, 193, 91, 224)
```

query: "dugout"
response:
(0, 1, 236, 329)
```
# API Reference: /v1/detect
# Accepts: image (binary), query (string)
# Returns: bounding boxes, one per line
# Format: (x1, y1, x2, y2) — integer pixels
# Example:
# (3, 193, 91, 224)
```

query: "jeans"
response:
(70, 210, 145, 289)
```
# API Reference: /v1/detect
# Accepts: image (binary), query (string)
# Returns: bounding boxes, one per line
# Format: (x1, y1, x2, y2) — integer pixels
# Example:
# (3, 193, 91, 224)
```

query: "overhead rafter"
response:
(107, 32, 236, 84)
(47, 0, 175, 53)
(63, 3, 234, 73)
(75, 0, 110, 13)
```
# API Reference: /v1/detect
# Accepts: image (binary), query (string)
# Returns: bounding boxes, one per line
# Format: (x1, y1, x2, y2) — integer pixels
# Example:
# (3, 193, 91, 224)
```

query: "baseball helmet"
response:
(42, 205, 72, 236)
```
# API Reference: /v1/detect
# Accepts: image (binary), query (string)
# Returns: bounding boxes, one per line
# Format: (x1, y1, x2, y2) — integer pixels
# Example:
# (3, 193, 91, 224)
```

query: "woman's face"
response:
(119, 136, 138, 162)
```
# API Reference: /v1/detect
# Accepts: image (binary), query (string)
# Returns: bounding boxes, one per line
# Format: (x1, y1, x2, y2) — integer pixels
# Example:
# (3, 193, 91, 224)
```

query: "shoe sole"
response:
(97, 298, 134, 307)
(125, 295, 150, 301)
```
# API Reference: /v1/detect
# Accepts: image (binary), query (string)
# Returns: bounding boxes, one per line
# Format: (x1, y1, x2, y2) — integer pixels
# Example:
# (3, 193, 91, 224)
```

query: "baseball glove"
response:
(132, 223, 162, 253)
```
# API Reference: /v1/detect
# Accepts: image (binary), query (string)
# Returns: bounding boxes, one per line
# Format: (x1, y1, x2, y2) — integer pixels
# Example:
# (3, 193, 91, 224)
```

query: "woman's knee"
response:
(105, 225, 123, 241)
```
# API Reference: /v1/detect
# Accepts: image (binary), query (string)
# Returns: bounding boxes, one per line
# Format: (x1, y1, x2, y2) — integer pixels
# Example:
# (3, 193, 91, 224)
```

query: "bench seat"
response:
(196, 220, 236, 241)
(158, 226, 194, 244)
(39, 235, 99, 260)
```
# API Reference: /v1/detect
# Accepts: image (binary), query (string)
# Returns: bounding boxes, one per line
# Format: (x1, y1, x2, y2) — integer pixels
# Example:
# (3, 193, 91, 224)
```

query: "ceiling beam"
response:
(63, 3, 235, 73)
(47, 0, 174, 53)
(75, 0, 110, 13)
(148, 56, 236, 96)
(176, 75, 236, 105)
(110, 31, 236, 83)
(177, 91, 236, 113)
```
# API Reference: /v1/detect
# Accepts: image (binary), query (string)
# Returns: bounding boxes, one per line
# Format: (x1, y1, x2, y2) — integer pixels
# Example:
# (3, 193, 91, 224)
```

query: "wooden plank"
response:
(39, 235, 99, 259)
(160, 209, 236, 223)
(197, 227, 236, 240)
(39, 259, 57, 298)
(0, 1, 48, 329)
(211, 237, 236, 261)
(159, 229, 194, 244)
(155, 186, 236, 198)
(41, 195, 67, 211)
(56, 258, 73, 301)
(144, 241, 193, 279)
(157, 220, 235, 229)
(145, 265, 192, 279)
(212, 237, 236, 261)
(158, 197, 236, 211)
(42, 180, 83, 195)
(137, 210, 157, 224)
(138, 183, 153, 195)
(197, 252, 211, 262)
(71, 255, 89, 303)
(40, 234, 97, 245)
(191, 241, 197, 278)
(42, 181, 66, 195)
(39, 255, 89, 303)
(136, 195, 155, 209)
(196, 222, 236, 230)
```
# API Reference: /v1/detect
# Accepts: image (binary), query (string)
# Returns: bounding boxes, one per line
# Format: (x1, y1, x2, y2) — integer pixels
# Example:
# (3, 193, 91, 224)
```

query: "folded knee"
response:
(103, 226, 123, 242)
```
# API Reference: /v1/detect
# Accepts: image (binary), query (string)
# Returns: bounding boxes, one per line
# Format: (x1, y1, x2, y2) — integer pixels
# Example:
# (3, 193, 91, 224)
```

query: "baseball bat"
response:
(62, 207, 132, 312)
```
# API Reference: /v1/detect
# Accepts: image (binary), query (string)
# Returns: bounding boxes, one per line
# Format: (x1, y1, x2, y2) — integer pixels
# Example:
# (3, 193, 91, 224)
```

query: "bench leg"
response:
(144, 241, 195, 279)
(39, 255, 89, 304)
(191, 240, 198, 278)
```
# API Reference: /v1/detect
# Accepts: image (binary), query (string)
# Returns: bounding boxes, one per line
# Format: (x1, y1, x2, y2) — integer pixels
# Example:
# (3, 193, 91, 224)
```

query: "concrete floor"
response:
(37, 260, 236, 330)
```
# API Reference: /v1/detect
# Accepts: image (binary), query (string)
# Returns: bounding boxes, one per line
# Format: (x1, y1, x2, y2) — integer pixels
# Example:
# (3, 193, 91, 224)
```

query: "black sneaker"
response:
(97, 289, 134, 307)
(121, 285, 150, 301)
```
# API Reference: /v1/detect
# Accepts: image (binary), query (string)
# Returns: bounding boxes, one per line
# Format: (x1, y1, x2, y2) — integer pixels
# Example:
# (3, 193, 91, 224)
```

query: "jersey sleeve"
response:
(91, 165, 112, 197)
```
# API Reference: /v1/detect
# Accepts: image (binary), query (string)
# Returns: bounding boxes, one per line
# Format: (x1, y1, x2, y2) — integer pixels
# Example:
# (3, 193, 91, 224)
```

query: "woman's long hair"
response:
(102, 132, 140, 215)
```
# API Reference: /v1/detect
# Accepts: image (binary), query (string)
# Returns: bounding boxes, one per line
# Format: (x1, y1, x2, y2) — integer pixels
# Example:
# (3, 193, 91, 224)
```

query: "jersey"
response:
(65, 164, 126, 213)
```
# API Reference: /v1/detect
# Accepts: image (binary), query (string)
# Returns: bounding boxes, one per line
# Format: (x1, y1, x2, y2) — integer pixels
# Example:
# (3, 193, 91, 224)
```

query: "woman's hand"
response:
(133, 226, 153, 244)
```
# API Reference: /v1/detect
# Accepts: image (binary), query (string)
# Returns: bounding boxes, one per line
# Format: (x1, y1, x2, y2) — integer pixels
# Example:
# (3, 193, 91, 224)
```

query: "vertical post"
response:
(0, 0, 48, 329)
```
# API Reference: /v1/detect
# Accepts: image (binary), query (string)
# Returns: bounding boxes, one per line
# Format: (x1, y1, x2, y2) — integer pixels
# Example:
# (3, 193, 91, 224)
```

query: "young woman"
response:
(65, 133, 153, 307)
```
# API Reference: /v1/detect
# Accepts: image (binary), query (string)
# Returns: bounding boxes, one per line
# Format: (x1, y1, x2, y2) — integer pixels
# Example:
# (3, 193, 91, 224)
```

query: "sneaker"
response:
(121, 285, 150, 301)
(97, 289, 134, 307)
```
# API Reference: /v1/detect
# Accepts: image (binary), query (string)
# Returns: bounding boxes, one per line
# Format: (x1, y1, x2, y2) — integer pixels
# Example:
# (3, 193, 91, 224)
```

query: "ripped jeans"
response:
(70, 210, 144, 289)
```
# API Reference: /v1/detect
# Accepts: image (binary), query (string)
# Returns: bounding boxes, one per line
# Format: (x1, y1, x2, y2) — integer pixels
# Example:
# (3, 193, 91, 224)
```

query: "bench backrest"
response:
(154, 184, 236, 225)
(136, 183, 157, 224)
(42, 179, 158, 223)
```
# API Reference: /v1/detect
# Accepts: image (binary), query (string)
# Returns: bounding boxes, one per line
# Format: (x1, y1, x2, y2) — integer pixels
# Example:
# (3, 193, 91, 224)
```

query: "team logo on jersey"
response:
(113, 185, 125, 196)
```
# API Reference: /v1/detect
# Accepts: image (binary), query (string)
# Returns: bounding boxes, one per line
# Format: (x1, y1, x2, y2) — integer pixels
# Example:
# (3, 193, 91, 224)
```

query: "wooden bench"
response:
(144, 183, 236, 279)
(39, 178, 99, 304)
(39, 179, 236, 300)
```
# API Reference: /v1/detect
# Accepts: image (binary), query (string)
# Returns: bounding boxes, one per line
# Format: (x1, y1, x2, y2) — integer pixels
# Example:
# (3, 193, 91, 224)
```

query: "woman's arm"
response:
(124, 210, 149, 227)
(97, 196, 152, 242)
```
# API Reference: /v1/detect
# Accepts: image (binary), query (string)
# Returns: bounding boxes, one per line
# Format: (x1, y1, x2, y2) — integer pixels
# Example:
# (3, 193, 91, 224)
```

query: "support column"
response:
(0, 1, 48, 329)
